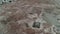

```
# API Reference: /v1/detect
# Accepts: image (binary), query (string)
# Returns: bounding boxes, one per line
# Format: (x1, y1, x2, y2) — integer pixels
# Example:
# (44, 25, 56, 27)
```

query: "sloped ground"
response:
(0, 0, 59, 34)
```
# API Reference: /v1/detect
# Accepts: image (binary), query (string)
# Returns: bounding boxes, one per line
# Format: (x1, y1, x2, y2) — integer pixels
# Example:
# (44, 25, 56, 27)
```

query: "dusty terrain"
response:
(0, 0, 60, 34)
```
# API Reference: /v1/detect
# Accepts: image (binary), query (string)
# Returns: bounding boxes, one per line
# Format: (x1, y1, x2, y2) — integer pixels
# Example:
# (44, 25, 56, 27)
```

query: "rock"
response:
(33, 22, 40, 28)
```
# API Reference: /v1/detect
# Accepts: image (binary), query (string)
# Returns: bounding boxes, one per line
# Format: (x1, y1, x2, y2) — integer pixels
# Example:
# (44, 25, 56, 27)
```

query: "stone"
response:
(32, 22, 40, 28)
